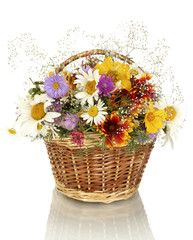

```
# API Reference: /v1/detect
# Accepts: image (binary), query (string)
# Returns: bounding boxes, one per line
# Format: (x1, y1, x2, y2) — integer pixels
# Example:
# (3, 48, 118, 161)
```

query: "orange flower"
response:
(109, 89, 140, 117)
(96, 112, 133, 149)
(66, 73, 77, 90)
(138, 73, 153, 82)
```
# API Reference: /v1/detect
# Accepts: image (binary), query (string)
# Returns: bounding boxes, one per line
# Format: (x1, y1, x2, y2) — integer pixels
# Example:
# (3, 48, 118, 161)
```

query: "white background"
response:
(0, 0, 193, 240)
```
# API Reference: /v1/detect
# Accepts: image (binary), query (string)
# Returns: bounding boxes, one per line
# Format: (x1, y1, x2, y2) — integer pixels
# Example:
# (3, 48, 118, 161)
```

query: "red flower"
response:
(130, 73, 155, 104)
(109, 89, 139, 117)
(96, 112, 133, 149)
(70, 129, 84, 147)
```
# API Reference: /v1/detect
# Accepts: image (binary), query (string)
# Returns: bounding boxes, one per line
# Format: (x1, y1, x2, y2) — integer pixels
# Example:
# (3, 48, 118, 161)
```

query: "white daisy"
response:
(155, 96, 185, 147)
(17, 94, 61, 138)
(81, 99, 108, 125)
(74, 69, 100, 105)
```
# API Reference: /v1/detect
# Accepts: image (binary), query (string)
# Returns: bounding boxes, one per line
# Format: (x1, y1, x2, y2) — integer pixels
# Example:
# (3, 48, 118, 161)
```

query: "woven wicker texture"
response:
(44, 133, 154, 203)
(44, 188, 155, 240)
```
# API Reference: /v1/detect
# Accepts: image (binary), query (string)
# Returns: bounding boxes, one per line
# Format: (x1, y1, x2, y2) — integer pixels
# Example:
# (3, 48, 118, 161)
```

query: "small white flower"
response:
(74, 69, 100, 105)
(130, 63, 143, 79)
(48, 68, 56, 76)
(61, 68, 70, 77)
(81, 99, 108, 125)
(115, 80, 122, 89)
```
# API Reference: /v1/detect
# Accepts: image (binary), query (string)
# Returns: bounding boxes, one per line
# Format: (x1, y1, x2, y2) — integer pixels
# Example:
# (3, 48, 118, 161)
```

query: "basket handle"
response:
(56, 49, 134, 72)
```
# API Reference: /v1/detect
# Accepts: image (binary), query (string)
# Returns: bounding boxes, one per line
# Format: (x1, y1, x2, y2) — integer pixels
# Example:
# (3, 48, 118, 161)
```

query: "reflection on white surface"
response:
(44, 188, 155, 240)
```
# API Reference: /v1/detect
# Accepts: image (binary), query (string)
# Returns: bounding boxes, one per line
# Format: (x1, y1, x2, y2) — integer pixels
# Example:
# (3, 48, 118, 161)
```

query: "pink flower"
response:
(63, 113, 79, 130)
(55, 113, 79, 130)
(70, 129, 84, 147)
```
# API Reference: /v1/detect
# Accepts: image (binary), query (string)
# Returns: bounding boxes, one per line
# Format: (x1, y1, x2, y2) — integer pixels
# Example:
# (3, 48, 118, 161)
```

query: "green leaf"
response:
(28, 88, 37, 95)
(34, 81, 44, 85)
(28, 86, 42, 96)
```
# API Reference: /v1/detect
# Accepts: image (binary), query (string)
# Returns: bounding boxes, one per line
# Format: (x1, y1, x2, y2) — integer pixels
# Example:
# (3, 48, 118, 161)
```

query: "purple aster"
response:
(97, 74, 115, 96)
(44, 74, 69, 99)
(57, 113, 79, 130)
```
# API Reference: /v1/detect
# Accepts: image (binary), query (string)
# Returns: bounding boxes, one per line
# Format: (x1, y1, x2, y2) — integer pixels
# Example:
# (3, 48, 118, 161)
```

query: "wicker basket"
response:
(44, 49, 155, 203)
(44, 133, 154, 203)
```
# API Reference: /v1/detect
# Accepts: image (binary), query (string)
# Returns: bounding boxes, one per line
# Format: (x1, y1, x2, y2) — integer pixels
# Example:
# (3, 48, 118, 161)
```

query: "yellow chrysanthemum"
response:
(144, 102, 166, 134)
(95, 57, 131, 91)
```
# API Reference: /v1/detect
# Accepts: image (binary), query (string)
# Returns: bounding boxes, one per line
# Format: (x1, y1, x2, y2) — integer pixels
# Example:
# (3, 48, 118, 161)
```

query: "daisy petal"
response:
(44, 112, 61, 122)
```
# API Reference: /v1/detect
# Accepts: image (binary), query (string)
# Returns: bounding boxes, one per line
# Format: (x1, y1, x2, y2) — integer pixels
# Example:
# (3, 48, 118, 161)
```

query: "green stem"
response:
(84, 126, 94, 132)
(29, 77, 34, 84)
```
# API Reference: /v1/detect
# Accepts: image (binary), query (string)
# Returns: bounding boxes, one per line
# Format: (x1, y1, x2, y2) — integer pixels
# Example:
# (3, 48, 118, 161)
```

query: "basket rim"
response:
(44, 131, 155, 151)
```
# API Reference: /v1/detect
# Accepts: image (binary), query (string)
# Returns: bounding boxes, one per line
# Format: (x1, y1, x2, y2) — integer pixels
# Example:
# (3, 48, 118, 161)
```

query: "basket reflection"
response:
(44, 188, 154, 240)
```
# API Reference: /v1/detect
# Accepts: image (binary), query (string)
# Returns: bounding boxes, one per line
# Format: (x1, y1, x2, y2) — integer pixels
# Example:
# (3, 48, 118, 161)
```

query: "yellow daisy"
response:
(144, 101, 166, 134)
(95, 57, 131, 91)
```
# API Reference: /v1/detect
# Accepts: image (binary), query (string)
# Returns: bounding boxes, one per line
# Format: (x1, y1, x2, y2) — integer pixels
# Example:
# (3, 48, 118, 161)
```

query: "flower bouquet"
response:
(10, 48, 184, 203)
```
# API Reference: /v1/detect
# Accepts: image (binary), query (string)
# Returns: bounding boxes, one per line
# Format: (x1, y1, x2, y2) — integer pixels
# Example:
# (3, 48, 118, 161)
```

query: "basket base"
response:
(55, 180, 140, 203)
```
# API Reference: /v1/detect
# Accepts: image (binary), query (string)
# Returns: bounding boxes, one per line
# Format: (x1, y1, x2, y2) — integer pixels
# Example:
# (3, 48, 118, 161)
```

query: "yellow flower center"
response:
(49, 71, 54, 76)
(165, 106, 177, 121)
(62, 70, 68, 76)
(85, 80, 97, 95)
(37, 123, 43, 130)
(31, 103, 46, 120)
(130, 69, 138, 75)
(147, 112, 155, 122)
(88, 106, 98, 117)
(109, 125, 115, 131)
(8, 129, 16, 134)
(53, 82, 60, 89)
